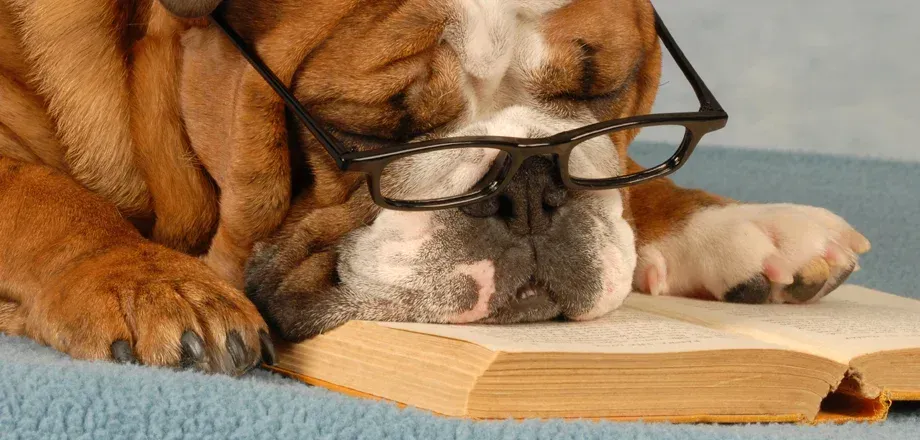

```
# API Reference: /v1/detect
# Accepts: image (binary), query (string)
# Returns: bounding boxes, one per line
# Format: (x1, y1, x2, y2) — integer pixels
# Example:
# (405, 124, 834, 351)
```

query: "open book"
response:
(267, 285, 920, 423)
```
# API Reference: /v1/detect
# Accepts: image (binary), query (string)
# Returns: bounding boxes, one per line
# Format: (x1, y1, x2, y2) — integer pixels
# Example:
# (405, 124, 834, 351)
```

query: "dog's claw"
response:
(724, 275, 771, 304)
(259, 330, 277, 366)
(179, 330, 206, 368)
(226, 330, 250, 372)
(815, 263, 856, 300)
(111, 340, 137, 364)
(785, 274, 825, 303)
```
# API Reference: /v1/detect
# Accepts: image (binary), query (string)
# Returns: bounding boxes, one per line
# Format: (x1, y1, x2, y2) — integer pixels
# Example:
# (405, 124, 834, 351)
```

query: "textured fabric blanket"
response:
(1, 146, 918, 439)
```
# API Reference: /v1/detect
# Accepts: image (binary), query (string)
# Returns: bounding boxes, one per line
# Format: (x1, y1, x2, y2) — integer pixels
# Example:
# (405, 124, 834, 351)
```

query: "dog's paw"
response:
(634, 203, 870, 304)
(26, 244, 274, 375)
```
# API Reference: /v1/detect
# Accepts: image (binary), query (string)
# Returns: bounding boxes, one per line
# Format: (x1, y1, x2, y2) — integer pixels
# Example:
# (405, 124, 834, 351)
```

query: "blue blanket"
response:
(2, 146, 918, 439)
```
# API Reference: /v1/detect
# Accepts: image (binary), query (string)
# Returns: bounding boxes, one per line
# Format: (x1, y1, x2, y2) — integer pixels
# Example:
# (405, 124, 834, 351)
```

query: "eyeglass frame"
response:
(209, 7, 728, 211)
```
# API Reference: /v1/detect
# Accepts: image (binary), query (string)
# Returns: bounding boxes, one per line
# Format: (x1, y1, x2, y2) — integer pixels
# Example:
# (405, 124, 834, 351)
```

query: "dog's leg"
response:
(0, 156, 273, 373)
(626, 158, 870, 304)
(6, 0, 151, 215)
(129, 6, 219, 254)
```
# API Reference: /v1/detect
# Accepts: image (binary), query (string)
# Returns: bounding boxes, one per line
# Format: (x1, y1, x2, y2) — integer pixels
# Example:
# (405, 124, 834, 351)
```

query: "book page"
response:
(626, 284, 920, 363)
(376, 308, 782, 354)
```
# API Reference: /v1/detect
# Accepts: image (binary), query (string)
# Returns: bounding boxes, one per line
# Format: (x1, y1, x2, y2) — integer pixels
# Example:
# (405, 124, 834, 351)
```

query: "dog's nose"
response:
(461, 156, 568, 235)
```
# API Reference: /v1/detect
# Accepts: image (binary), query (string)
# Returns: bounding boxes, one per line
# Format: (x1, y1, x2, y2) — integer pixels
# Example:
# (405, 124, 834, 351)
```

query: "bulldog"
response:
(0, 0, 870, 375)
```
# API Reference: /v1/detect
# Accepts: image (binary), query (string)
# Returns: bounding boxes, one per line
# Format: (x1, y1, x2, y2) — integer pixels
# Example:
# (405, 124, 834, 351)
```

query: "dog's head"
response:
(175, 0, 662, 339)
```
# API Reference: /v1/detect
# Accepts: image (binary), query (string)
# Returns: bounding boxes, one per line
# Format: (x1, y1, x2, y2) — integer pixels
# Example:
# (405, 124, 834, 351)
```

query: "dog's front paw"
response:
(634, 203, 870, 304)
(26, 244, 274, 375)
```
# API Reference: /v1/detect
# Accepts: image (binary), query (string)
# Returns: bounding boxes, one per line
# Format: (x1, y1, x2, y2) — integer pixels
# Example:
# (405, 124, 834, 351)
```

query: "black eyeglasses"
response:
(210, 8, 727, 211)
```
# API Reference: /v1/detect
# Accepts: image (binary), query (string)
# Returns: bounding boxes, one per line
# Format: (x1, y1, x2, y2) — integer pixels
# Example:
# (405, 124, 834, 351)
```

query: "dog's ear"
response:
(158, 0, 224, 18)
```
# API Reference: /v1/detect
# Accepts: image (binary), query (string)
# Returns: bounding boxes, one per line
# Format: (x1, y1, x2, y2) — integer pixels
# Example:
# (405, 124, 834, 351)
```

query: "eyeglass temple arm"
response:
(653, 10, 725, 114)
(208, 13, 351, 165)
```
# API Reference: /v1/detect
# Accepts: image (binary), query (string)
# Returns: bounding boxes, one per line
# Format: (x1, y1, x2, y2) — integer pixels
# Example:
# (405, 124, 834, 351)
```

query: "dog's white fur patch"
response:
(337, 210, 437, 291)
(573, 204, 637, 320)
(442, 0, 565, 118)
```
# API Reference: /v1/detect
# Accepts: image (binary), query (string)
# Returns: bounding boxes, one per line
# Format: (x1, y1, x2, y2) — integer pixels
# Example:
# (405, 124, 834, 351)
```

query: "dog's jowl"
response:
(0, 0, 870, 372)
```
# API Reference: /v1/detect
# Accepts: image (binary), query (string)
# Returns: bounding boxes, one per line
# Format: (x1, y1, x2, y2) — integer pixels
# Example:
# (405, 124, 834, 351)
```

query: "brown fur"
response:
(0, 0, 272, 372)
(0, 156, 265, 371)
(130, 5, 220, 253)
(0, 0, 802, 366)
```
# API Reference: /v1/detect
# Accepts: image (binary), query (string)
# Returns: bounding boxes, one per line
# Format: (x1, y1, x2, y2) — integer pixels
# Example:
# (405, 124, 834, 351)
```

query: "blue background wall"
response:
(650, 1, 919, 161)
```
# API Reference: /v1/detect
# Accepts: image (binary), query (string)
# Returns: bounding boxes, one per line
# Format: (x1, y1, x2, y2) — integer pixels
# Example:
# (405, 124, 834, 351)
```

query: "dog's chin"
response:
(475, 279, 564, 324)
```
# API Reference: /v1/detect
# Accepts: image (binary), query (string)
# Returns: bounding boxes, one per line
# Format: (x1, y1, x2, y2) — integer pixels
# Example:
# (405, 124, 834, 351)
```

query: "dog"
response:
(0, 0, 869, 375)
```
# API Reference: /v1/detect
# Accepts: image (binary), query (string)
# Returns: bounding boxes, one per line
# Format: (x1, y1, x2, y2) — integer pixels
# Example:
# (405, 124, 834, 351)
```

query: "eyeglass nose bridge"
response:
(519, 136, 585, 182)
(479, 138, 584, 197)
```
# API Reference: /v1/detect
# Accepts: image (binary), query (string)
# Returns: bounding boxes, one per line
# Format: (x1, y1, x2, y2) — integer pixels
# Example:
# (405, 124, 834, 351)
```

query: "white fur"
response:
(634, 203, 869, 301)
(442, 0, 558, 119)
(337, 210, 439, 296)
(573, 202, 637, 320)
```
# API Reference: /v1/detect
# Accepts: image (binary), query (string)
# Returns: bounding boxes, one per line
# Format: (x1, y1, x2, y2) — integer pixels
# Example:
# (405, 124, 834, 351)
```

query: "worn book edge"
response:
(264, 364, 892, 424)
